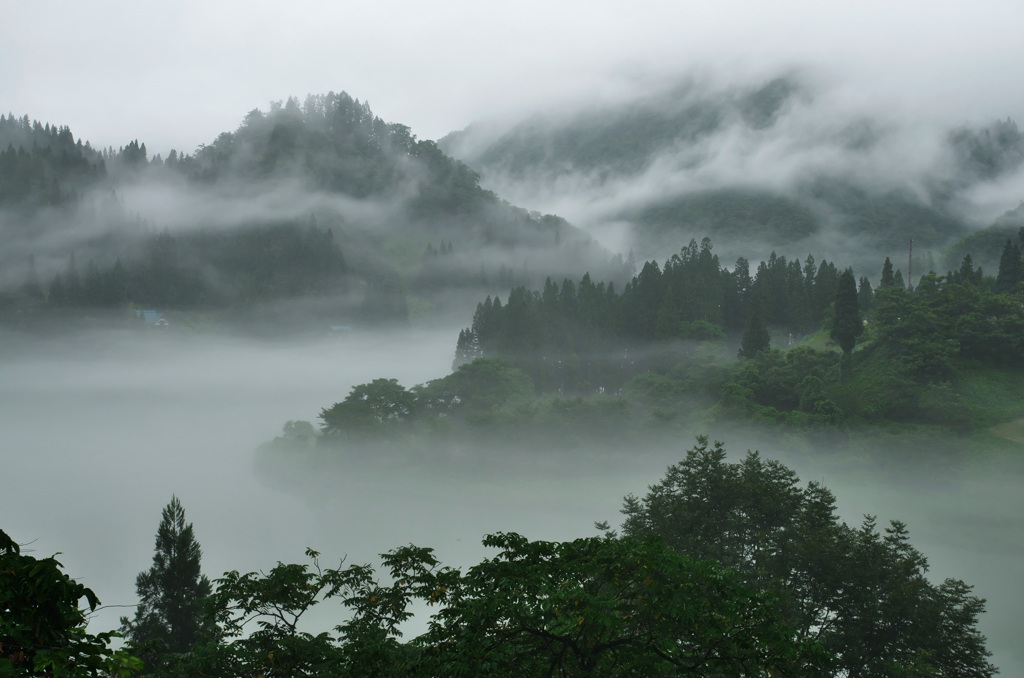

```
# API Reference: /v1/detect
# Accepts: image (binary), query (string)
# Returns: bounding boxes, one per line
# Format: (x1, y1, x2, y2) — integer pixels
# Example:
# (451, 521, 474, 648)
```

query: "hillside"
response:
(441, 76, 1024, 274)
(0, 94, 628, 333)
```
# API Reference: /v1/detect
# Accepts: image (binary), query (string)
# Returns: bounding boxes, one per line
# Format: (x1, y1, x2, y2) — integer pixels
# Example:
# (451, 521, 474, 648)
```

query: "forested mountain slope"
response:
(441, 76, 1024, 273)
(0, 94, 627, 332)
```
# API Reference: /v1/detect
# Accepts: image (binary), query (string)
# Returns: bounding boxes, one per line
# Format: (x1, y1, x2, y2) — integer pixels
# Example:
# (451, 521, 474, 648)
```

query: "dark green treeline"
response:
(456, 238, 848, 392)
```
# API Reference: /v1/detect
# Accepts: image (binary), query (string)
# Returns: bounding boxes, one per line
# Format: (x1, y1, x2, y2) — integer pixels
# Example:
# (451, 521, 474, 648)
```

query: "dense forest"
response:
(0, 114, 107, 207)
(0, 95, 627, 333)
(265, 230, 1024, 457)
(5, 85, 1024, 333)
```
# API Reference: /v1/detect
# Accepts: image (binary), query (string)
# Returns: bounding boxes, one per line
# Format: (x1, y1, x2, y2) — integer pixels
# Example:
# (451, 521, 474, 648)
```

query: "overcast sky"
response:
(3, 0, 1024, 156)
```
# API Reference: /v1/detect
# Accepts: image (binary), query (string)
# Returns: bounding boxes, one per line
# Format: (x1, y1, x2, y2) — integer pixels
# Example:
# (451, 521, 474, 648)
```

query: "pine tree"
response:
(958, 253, 983, 286)
(831, 268, 863, 379)
(738, 312, 770, 359)
(879, 257, 896, 289)
(121, 497, 212, 672)
(811, 260, 838, 322)
(995, 238, 1022, 293)
(857, 275, 873, 311)
(452, 328, 482, 370)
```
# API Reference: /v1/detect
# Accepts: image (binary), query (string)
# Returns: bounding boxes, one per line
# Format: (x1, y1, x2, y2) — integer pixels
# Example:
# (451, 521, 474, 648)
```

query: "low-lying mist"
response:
(443, 72, 1024, 275)
(1, 327, 1021, 673)
(0, 93, 632, 329)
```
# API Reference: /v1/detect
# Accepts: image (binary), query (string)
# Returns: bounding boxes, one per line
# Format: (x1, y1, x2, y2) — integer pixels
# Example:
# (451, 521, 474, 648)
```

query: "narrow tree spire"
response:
(121, 496, 212, 672)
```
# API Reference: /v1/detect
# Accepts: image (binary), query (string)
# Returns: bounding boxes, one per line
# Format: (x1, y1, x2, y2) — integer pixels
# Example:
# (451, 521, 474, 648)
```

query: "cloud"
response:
(3, 0, 1024, 154)
(440, 71, 1024, 277)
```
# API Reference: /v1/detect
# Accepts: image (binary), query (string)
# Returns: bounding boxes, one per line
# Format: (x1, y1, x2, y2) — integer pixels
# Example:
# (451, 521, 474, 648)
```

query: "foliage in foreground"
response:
(6, 442, 997, 676)
(0, 529, 141, 677)
(156, 534, 825, 677)
(187, 440, 997, 676)
(618, 436, 997, 677)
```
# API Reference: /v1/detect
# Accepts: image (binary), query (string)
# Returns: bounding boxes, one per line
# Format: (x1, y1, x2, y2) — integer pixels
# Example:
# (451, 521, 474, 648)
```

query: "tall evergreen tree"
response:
(121, 497, 212, 673)
(857, 275, 873, 311)
(738, 312, 770, 359)
(725, 257, 752, 330)
(452, 328, 481, 370)
(811, 260, 838, 322)
(831, 268, 863, 378)
(879, 257, 896, 289)
(995, 238, 1022, 293)
(957, 253, 983, 286)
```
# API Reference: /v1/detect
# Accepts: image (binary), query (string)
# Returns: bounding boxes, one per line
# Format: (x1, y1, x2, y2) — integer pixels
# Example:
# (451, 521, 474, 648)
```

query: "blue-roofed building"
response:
(134, 310, 167, 327)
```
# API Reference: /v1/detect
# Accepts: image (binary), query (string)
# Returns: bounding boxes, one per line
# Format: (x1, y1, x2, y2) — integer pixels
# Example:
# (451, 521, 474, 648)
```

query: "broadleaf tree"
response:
(402, 533, 829, 676)
(617, 436, 996, 677)
(178, 535, 826, 677)
(0, 528, 141, 677)
(318, 378, 415, 438)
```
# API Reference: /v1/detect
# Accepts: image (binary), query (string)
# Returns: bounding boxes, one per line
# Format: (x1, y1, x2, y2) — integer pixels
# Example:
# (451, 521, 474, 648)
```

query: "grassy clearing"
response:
(953, 363, 1024, 427)
(987, 419, 1024, 445)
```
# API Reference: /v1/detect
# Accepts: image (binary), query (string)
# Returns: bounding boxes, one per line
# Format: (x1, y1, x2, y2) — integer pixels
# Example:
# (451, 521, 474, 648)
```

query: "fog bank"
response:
(0, 330, 1020, 672)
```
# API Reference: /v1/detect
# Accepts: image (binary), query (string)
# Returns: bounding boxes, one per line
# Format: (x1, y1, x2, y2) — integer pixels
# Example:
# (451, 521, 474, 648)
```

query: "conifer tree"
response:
(831, 268, 863, 379)
(995, 238, 1022, 293)
(857, 275, 873, 311)
(958, 253, 983, 286)
(121, 497, 212, 673)
(452, 328, 482, 370)
(879, 257, 896, 289)
(738, 312, 770, 359)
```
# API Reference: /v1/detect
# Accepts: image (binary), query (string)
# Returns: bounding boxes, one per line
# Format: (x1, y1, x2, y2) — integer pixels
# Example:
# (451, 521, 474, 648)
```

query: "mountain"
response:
(440, 76, 1024, 276)
(943, 202, 1024, 273)
(441, 78, 801, 181)
(0, 93, 628, 333)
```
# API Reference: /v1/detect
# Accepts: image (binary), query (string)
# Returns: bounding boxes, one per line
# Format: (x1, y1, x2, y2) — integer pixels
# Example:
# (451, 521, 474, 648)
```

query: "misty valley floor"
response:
(1, 330, 1022, 673)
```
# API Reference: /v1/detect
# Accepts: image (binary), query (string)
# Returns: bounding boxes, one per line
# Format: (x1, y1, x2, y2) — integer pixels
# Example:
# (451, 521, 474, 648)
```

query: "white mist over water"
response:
(0, 330, 454, 627)
(1, 329, 1020, 673)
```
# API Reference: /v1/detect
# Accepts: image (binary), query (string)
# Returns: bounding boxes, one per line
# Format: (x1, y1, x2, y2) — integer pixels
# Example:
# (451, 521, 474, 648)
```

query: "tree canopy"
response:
(618, 436, 996, 677)
(319, 378, 417, 438)
(408, 533, 826, 676)
(738, 312, 770, 359)
(830, 268, 863, 356)
(1, 529, 140, 677)
(5, 433, 1000, 676)
(159, 534, 827, 677)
